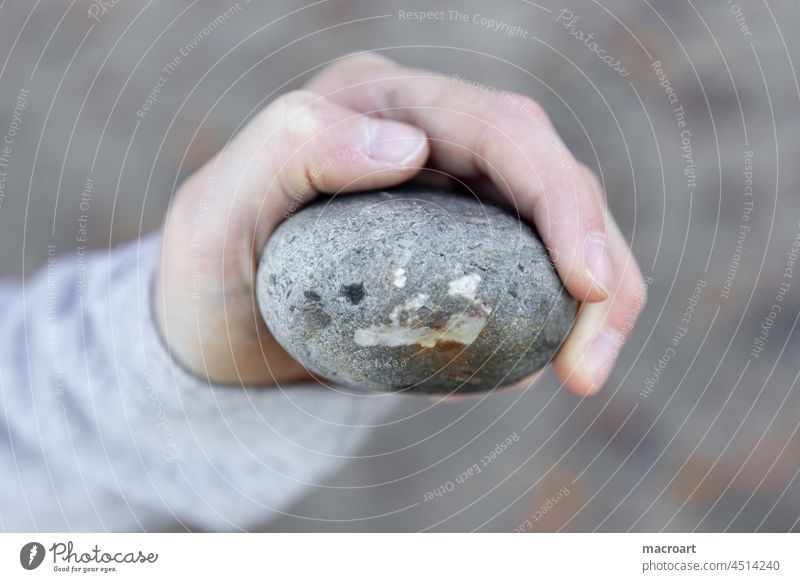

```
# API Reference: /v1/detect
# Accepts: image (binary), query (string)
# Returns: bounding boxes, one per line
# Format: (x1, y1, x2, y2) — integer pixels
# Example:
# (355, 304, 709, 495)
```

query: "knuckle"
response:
(518, 96, 551, 126)
(339, 51, 395, 70)
(578, 163, 602, 191)
(495, 92, 552, 128)
(314, 53, 397, 88)
(269, 90, 328, 144)
(275, 89, 321, 119)
(308, 52, 398, 92)
(278, 88, 319, 109)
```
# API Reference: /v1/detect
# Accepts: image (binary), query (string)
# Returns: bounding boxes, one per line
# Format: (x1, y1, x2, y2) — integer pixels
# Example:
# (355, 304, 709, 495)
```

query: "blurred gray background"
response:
(1, 0, 798, 531)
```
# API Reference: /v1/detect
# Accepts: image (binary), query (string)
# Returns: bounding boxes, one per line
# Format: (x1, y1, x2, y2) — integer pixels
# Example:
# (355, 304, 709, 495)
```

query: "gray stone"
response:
(256, 188, 577, 394)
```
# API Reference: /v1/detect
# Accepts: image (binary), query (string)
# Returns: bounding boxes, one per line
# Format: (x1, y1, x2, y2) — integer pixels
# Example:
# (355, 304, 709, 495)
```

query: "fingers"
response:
(306, 53, 612, 303)
(553, 167, 647, 396)
(181, 89, 429, 266)
(158, 90, 429, 383)
(307, 54, 646, 396)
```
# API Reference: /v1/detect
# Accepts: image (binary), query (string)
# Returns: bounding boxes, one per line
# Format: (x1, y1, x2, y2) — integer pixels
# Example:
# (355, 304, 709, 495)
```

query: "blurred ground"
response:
(0, 0, 798, 531)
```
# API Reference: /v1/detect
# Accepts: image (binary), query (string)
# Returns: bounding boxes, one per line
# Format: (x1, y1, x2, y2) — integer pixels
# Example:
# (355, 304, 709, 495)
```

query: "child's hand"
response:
(155, 53, 645, 396)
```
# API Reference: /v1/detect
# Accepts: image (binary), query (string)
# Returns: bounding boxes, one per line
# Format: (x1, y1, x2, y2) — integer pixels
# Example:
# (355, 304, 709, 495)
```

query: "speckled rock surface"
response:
(257, 188, 577, 394)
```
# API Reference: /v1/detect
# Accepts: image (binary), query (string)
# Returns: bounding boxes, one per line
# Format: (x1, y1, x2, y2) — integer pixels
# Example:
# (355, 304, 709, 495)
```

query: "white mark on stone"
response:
(388, 293, 428, 325)
(354, 279, 494, 348)
(448, 273, 492, 315)
(391, 268, 407, 288)
(354, 313, 487, 348)
(449, 273, 481, 301)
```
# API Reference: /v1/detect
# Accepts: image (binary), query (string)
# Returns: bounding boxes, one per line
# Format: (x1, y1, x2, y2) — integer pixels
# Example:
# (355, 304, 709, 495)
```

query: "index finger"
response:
(306, 53, 612, 303)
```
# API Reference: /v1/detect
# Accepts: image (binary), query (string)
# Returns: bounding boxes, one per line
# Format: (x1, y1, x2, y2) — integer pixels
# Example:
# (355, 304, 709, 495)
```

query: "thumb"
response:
(184, 89, 429, 257)
(156, 90, 428, 383)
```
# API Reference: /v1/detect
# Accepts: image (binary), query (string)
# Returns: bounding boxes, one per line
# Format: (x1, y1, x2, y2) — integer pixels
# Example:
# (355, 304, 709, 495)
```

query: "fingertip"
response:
(559, 267, 610, 304)
(558, 369, 603, 397)
(579, 328, 623, 391)
(554, 350, 603, 397)
(553, 301, 611, 396)
(575, 278, 611, 303)
(549, 237, 612, 303)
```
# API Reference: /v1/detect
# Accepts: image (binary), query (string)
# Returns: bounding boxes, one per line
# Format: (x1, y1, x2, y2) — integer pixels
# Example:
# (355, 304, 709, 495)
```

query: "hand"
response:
(155, 53, 645, 395)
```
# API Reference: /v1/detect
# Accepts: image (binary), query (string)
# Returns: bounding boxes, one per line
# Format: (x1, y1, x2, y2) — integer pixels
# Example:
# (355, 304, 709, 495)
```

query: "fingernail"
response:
(556, 301, 606, 363)
(367, 119, 426, 165)
(583, 328, 623, 393)
(584, 233, 612, 297)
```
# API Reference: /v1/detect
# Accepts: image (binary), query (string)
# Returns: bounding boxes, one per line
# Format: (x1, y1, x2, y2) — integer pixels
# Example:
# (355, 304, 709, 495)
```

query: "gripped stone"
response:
(256, 188, 577, 394)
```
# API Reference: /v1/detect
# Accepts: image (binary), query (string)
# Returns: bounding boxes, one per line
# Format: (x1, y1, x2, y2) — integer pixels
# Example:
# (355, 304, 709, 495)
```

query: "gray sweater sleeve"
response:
(0, 234, 395, 532)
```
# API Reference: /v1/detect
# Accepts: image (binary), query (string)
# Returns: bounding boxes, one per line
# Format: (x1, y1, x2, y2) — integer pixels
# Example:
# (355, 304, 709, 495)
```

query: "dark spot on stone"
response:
(415, 305, 442, 326)
(341, 283, 365, 305)
(517, 263, 525, 272)
(469, 261, 488, 271)
(508, 287, 518, 298)
(301, 304, 331, 333)
(399, 309, 414, 327)
(300, 290, 331, 333)
(304, 290, 322, 302)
